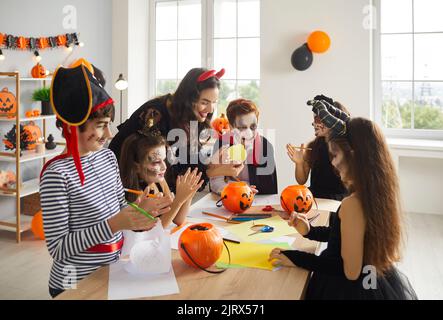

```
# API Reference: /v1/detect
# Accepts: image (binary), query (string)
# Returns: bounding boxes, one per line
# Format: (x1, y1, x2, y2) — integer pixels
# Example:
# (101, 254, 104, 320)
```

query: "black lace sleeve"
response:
(281, 250, 344, 276)
(304, 226, 331, 242)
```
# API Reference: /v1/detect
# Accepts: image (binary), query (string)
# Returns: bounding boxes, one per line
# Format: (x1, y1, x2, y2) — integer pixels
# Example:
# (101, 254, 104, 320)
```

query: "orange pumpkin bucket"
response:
(178, 223, 229, 273)
(280, 185, 315, 214)
(217, 181, 255, 213)
(211, 113, 230, 137)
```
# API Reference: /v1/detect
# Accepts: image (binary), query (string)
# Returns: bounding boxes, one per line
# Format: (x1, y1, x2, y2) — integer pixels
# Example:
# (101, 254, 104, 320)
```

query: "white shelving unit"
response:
(0, 73, 61, 242)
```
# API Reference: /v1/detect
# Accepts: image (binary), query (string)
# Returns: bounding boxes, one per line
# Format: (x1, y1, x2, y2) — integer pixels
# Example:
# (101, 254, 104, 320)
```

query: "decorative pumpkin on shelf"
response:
(178, 223, 223, 270)
(280, 185, 314, 214)
(23, 121, 43, 150)
(211, 113, 230, 137)
(31, 210, 45, 240)
(31, 63, 47, 78)
(217, 181, 255, 213)
(0, 87, 17, 116)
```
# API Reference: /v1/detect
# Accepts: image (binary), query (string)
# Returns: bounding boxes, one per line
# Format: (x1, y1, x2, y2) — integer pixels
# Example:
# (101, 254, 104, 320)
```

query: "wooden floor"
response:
(0, 212, 442, 300)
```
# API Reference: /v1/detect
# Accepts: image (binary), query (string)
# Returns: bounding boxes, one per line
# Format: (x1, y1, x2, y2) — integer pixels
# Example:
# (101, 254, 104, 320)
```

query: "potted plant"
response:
(32, 87, 52, 115)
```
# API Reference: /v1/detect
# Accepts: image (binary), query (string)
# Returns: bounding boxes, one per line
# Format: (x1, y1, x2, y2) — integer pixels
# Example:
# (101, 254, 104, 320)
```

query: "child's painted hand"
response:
(286, 143, 306, 165)
(108, 206, 159, 233)
(175, 167, 205, 204)
(268, 248, 296, 268)
(136, 187, 173, 217)
(288, 211, 310, 236)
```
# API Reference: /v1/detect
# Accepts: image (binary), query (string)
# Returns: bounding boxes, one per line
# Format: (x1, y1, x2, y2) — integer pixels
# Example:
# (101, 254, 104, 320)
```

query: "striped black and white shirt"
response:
(40, 148, 125, 290)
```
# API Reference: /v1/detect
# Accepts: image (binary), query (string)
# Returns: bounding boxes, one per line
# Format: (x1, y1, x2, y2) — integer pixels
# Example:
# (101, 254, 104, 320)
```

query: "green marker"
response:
(128, 202, 155, 221)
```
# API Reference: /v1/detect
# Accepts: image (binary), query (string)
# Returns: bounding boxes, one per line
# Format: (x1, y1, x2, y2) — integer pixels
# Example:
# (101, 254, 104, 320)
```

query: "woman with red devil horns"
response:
(110, 68, 244, 193)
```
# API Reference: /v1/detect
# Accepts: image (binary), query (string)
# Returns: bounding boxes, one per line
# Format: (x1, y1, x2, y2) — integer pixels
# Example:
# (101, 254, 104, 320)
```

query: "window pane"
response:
(156, 79, 178, 95)
(414, 82, 443, 130)
(238, 80, 260, 104)
(214, 0, 237, 38)
(178, 0, 201, 39)
(238, 38, 260, 79)
(414, 34, 443, 81)
(382, 81, 413, 129)
(214, 39, 237, 79)
(238, 0, 260, 37)
(380, 0, 412, 33)
(178, 40, 201, 78)
(156, 1, 177, 40)
(156, 40, 177, 79)
(381, 34, 413, 80)
(414, 0, 443, 32)
(218, 80, 237, 115)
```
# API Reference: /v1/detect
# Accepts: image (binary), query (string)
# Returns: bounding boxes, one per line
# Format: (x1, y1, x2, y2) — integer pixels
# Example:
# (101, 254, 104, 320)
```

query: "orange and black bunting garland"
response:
(0, 32, 80, 51)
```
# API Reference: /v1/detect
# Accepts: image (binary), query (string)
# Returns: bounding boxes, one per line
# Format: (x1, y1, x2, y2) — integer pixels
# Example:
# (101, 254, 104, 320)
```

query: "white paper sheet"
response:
(108, 261, 179, 300)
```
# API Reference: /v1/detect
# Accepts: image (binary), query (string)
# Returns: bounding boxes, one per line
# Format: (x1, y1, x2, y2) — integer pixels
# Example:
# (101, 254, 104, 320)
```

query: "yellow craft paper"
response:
(228, 144, 247, 162)
(217, 241, 291, 271)
(225, 215, 297, 242)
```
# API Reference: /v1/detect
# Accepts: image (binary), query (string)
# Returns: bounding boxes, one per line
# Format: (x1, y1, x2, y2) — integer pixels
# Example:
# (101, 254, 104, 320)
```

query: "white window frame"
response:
(373, 0, 443, 140)
(148, 0, 260, 109)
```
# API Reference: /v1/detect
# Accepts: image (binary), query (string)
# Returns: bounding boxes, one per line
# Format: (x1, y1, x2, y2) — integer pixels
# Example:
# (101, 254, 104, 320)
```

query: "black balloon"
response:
(291, 43, 313, 71)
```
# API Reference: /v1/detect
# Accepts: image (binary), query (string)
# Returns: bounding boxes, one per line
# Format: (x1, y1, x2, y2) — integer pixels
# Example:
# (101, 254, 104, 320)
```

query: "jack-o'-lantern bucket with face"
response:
(280, 185, 314, 214)
(217, 182, 254, 213)
(178, 223, 225, 272)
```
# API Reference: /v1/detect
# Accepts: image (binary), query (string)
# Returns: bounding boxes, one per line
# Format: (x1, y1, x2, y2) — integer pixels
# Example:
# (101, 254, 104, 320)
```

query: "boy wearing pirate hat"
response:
(39, 63, 172, 298)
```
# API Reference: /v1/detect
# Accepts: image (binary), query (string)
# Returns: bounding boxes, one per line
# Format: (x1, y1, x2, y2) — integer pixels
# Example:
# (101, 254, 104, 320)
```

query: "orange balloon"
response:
(31, 210, 45, 240)
(69, 58, 94, 74)
(307, 31, 331, 54)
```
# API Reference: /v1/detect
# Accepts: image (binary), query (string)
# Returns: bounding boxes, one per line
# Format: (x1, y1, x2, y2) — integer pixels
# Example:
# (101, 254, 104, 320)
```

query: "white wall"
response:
(260, 0, 371, 192)
(111, 0, 150, 129)
(0, 0, 112, 219)
(260, 0, 443, 215)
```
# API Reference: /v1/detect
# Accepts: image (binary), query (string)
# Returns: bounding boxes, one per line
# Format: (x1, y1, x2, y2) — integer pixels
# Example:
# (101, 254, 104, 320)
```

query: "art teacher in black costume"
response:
(109, 67, 244, 192)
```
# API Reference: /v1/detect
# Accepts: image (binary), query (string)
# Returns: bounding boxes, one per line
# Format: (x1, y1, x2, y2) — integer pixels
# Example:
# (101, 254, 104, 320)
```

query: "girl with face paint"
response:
(119, 132, 204, 228)
(286, 95, 350, 201)
(209, 99, 278, 195)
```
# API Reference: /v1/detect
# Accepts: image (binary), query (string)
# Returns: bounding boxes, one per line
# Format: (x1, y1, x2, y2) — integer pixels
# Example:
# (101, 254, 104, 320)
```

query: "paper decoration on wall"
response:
(0, 32, 81, 51)
(291, 30, 331, 71)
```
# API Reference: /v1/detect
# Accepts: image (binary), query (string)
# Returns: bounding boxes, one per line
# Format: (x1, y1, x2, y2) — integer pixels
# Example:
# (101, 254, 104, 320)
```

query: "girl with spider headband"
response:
(109, 68, 244, 193)
(286, 95, 349, 201)
(119, 122, 204, 228)
(270, 103, 417, 300)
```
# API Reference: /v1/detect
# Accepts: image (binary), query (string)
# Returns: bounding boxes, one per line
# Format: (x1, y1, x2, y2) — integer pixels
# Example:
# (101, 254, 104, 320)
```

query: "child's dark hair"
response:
(56, 104, 115, 136)
(306, 101, 350, 168)
(170, 68, 220, 134)
(119, 133, 167, 202)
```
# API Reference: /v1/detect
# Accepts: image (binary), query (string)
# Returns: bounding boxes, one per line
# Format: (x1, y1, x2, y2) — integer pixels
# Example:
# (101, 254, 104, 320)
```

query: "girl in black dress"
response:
(270, 104, 417, 300)
(286, 95, 348, 200)
(109, 68, 243, 192)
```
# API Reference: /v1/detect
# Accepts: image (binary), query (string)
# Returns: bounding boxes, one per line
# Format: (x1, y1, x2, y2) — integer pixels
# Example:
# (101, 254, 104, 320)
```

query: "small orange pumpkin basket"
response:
(178, 223, 230, 273)
(280, 185, 316, 214)
(217, 181, 255, 213)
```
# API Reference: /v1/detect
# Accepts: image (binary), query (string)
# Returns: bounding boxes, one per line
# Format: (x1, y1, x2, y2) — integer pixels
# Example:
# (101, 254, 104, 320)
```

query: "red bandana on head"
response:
(40, 62, 114, 186)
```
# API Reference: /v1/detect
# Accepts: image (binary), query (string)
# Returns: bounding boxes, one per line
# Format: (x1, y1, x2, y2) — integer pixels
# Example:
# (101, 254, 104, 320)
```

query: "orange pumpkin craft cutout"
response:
(211, 113, 230, 137)
(280, 185, 314, 214)
(23, 121, 42, 150)
(31, 63, 47, 78)
(0, 88, 17, 116)
(178, 223, 224, 270)
(217, 181, 255, 213)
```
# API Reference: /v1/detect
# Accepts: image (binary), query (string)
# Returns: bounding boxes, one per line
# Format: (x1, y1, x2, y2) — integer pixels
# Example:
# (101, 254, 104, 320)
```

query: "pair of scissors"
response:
(248, 224, 274, 236)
